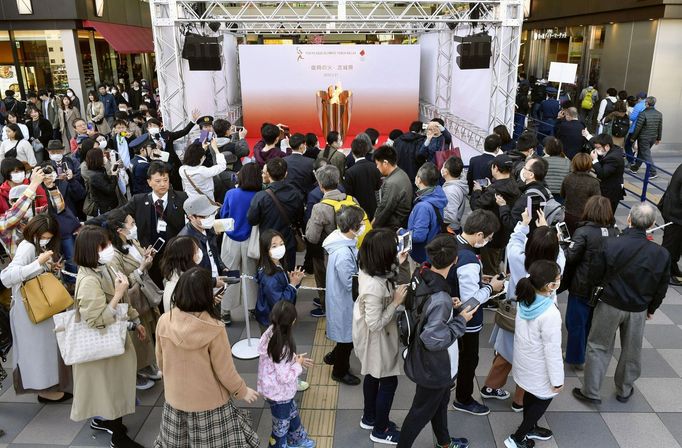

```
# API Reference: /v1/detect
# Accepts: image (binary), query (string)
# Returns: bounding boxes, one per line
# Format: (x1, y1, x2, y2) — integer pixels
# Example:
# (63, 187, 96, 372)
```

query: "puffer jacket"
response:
(393, 131, 426, 183)
(565, 222, 619, 298)
(632, 107, 663, 142)
(407, 186, 447, 263)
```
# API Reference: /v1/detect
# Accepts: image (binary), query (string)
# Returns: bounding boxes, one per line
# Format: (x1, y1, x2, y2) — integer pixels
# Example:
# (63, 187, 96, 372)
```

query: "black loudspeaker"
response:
(454, 35, 492, 70)
(182, 33, 222, 71)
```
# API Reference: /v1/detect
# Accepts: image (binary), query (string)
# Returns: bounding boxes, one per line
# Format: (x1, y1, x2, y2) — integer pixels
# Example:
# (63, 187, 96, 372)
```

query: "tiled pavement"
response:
(1, 150, 681, 447)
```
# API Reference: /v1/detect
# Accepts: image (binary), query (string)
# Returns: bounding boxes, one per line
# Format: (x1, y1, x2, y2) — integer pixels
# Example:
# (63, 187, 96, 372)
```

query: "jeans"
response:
(363, 375, 398, 432)
(565, 294, 593, 365)
(513, 113, 526, 140)
(267, 399, 308, 448)
(396, 385, 452, 448)
(60, 234, 77, 284)
(512, 392, 553, 441)
(455, 331, 480, 405)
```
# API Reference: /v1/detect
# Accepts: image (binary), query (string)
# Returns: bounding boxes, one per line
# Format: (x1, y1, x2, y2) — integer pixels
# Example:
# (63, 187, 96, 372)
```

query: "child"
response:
(505, 260, 564, 448)
(255, 229, 305, 330)
(258, 301, 315, 448)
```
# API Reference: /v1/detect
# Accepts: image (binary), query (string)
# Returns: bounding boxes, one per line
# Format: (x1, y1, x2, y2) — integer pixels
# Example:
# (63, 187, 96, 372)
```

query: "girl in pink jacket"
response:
(257, 301, 315, 448)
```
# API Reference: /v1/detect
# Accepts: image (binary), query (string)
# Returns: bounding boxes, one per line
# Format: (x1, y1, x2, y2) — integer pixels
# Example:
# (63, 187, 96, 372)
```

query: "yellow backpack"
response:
(321, 195, 372, 247)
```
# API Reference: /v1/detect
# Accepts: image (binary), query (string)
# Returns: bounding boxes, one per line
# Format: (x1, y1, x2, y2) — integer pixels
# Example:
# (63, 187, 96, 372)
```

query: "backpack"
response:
(581, 88, 595, 110)
(531, 84, 546, 103)
(611, 115, 630, 138)
(321, 195, 372, 247)
(526, 187, 565, 225)
(397, 265, 432, 347)
(603, 98, 616, 118)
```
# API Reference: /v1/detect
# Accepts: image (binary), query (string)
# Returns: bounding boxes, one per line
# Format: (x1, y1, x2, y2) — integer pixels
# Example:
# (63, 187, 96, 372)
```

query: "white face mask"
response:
(66, 91, 74, 98)
(112, 89, 118, 94)
(385, 139, 393, 147)
(280, 138, 290, 149)
(519, 167, 528, 183)
(10, 171, 26, 184)
(127, 225, 138, 241)
(200, 215, 215, 230)
(98, 140, 107, 149)
(441, 168, 449, 178)
(270, 245, 286, 260)
(353, 224, 366, 238)
(98, 245, 115, 265)
(474, 235, 490, 248)
(49, 153, 63, 162)
(39, 238, 51, 248)
(596, 149, 606, 156)
(148, 127, 160, 136)
(193, 250, 203, 265)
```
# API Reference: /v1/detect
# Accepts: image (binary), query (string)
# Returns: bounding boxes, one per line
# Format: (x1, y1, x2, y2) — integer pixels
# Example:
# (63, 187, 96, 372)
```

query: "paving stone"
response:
(602, 412, 681, 448)
(13, 404, 84, 445)
(545, 412, 620, 448)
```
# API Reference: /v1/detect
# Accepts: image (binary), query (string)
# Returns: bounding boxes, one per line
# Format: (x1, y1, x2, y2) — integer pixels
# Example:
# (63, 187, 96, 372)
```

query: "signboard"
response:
(548, 62, 578, 84)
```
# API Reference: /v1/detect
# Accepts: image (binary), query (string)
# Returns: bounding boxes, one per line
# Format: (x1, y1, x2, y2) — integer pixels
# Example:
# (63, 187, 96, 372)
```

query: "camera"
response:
(43, 166, 54, 175)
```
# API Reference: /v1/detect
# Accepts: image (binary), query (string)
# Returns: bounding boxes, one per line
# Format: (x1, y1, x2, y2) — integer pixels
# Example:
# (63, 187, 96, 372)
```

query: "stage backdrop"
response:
(239, 44, 420, 137)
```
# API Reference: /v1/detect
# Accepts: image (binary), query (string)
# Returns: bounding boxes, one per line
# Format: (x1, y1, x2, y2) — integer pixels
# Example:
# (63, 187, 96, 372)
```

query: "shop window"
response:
(13, 30, 67, 92)
(0, 31, 20, 95)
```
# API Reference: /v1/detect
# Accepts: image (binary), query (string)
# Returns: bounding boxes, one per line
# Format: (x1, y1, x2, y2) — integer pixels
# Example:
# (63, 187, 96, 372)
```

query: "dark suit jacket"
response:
(283, 153, 315, 196)
(119, 190, 188, 247)
(466, 153, 495, 192)
(343, 158, 382, 220)
(593, 145, 625, 204)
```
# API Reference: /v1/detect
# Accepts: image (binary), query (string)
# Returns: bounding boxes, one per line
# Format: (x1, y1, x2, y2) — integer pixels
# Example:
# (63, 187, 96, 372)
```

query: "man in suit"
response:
(283, 133, 315, 197)
(343, 136, 382, 220)
(467, 133, 500, 193)
(119, 161, 188, 286)
(590, 133, 625, 214)
(248, 158, 304, 270)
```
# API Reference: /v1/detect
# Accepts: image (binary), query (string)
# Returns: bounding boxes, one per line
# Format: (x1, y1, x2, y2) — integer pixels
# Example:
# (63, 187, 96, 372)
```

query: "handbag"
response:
(246, 225, 260, 259)
(53, 303, 129, 366)
(20, 272, 74, 324)
(494, 300, 516, 333)
(265, 189, 306, 252)
(588, 241, 647, 307)
(31, 139, 44, 154)
(127, 270, 162, 315)
(434, 141, 461, 171)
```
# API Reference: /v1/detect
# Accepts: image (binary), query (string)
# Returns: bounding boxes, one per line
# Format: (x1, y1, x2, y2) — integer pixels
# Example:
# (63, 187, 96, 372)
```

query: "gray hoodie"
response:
(442, 177, 469, 231)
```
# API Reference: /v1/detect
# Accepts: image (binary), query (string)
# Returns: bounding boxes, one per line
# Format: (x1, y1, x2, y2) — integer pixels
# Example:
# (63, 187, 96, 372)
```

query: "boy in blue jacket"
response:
(407, 162, 447, 263)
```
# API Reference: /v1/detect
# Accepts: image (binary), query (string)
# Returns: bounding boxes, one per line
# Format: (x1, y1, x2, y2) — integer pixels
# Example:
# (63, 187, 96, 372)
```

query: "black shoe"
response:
(332, 373, 361, 385)
(110, 432, 143, 448)
(313, 298, 322, 308)
(616, 388, 635, 403)
(221, 311, 232, 326)
(37, 392, 73, 404)
(91, 418, 128, 435)
(323, 351, 334, 365)
(526, 426, 553, 441)
(572, 387, 601, 404)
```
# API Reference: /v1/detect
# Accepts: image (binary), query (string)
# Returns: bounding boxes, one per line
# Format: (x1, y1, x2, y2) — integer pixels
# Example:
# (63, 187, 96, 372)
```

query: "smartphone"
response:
(214, 285, 227, 297)
(156, 151, 170, 162)
(56, 163, 64, 176)
(526, 195, 533, 218)
(556, 222, 571, 242)
(421, 123, 428, 130)
(87, 123, 94, 131)
(151, 237, 166, 253)
(455, 297, 480, 314)
(397, 231, 412, 254)
(475, 178, 490, 188)
(234, 126, 243, 132)
(199, 129, 212, 143)
(110, 150, 118, 163)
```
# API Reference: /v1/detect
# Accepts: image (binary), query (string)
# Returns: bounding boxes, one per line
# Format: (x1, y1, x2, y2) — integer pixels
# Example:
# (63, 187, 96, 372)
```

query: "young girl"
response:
(255, 229, 305, 330)
(505, 260, 564, 448)
(258, 301, 315, 448)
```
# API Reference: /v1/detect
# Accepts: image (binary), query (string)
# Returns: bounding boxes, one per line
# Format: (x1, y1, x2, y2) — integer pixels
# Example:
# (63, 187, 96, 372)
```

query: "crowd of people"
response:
(0, 79, 676, 448)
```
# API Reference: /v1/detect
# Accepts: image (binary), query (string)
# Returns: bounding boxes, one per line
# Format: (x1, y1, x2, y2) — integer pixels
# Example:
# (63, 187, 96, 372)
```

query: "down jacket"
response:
(564, 221, 619, 298)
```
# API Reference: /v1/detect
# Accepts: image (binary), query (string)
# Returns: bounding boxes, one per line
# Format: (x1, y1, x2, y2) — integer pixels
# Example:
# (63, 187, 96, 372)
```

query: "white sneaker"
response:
(136, 375, 154, 390)
(297, 379, 310, 392)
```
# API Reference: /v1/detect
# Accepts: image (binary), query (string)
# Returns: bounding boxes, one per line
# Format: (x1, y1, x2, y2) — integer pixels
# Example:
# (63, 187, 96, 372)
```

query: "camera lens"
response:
(43, 166, 53, 174)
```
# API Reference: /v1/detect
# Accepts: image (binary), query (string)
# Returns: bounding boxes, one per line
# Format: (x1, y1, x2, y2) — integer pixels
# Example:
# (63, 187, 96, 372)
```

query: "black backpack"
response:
(397, 265, 432, 347)
(531, 84, 546, 103)
(603, 98, 616, 118)
(611, 115, 630, 138)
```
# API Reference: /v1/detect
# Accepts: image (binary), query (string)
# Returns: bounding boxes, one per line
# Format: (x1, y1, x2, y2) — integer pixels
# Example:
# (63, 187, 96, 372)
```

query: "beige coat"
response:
(352, 270, 401, 378)
(86, 101, 111, 135)
(58, 107, 81, 149)
(112, 245, 159, 369)
(70, 265, 138, 422)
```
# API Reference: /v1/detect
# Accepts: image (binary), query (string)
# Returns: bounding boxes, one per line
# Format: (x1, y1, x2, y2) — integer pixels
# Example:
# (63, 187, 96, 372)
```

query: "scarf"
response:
(116, 134, 132, 169)
(518, 293, 554, 320)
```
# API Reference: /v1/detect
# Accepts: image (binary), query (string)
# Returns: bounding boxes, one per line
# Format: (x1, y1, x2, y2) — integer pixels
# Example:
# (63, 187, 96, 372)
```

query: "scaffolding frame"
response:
(150, 0, 522, 149)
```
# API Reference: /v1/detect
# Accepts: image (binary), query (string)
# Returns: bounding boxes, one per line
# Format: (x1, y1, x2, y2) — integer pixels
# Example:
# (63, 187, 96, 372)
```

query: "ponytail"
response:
(517, 260, 561, 307)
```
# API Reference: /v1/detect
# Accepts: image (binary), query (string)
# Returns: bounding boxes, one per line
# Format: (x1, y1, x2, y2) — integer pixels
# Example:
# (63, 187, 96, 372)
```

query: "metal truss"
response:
(420, 101, 487, 152)
(150, 0, 521, 139)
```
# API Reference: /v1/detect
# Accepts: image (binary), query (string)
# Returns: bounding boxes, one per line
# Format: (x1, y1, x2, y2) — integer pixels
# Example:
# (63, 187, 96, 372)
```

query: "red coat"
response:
(0, 180, 48, 215)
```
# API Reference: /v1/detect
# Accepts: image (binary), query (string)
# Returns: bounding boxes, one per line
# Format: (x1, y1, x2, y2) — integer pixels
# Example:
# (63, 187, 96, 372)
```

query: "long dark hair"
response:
(322, 131, 340, 159)
(161, 236, 200, 280)
(22, 213, 60, 256)
(105, 209, 131, 255)
(172, 267, 220, 320)
(515, 260, 560, 307)
(358, 229, 398, 277)
(267, 300, 297, 363)
(524, 226, 559, 271)
(258, 228, 287, 275)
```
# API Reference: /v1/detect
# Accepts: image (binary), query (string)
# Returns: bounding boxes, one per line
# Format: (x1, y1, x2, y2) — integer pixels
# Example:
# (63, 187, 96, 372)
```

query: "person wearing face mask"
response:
(127, 80, 143, 110)
(589, 133, 625, 214)
(178, 195, 229, 284)
(1, 214, 71, 403)
(129, 138, 155, 195)
(179, 139, 226, 202)
(480, 208, 565, 422)
(441, 156, 469, 234)
(0, 158, 48, 215)
(46, 139, 82, 185)
(504, 260, 564, 448)
(321, 205, 365, 385)
(83, 148, 119, 216)
(407, 162, 447, 264)
(446, 210, 505, 417)
(105, 210, 162, 391)
(65, 88, 81, 113)
(0, 169, 46, 257)
(254, 229, 304, 331)
(316, 130, 345, 176)
(506, 132, 538, 182)
(160, 235, 203, 312)
(501, 156, 552, 234)
(70, 226, 145, 448)
(39, 159, 84, 283)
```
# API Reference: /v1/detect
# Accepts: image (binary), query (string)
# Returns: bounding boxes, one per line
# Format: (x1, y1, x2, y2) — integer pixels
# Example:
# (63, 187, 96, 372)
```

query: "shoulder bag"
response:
(589, 241, 648, 307)
(21, 272, 74, 324)
(246, 225, 261, 259)
(265, 189, 306, 252)
(127, 270, 163, 315)
(494, 253, 516, 332)
(53, 302, 129, 366)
